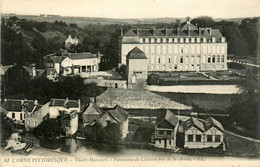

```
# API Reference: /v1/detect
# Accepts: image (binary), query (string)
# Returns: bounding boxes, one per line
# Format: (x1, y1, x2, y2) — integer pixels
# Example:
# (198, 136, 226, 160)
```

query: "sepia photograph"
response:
(0, 0, 259, 167)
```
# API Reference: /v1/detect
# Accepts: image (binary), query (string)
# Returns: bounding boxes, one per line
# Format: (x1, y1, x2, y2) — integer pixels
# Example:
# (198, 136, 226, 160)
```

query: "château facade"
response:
(120, 17, 228, 72)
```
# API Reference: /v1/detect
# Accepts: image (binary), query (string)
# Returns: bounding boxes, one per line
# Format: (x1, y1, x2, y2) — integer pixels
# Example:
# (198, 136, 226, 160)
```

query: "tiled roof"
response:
(68, 52, 97, 60)
(83, 102, 102, 115)
(0, 106, 8, 115)
(126, 47, 147, 59)
(50, 99, 79, 108)
(1, 99, 37, 112)
(107, 105, 128, 123)
(204, 117, 225, 132)
(181, 23, 197, 30)
(156, 110, 178, 127)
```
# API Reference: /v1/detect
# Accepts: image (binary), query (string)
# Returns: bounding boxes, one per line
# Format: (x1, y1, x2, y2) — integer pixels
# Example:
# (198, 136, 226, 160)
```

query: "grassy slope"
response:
(154, 92, 236, 112)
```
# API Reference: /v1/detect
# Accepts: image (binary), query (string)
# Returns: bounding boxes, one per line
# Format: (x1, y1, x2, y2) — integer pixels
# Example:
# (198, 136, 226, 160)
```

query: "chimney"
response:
(209, 28, 212, 35)
(121, 28, 123, 37)
(177, 28, 179, 36)
(78, 99, 81, 109)
(136, 28, 139, 36)
(199, 28, 201, 36)
(153, 27, 156, 36)
(21, 100, 24, 105)
(165, 28, 167, 36)
(32, 66, 37, 78)
(186, 17, 191, 24)
(188, 27, 190, 36)
(34, 100, 38, 105)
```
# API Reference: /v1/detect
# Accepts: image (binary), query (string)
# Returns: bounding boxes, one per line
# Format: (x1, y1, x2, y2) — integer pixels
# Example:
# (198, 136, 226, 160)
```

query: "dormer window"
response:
(185, 38, 189, 43)
(212, 37, 216, 43)
(168, 38, 173, 43)
(151, 38, 155, 43)
(162, 38, 166, 43)
(139, 38, 143, 43)
(174, 38, 178, 43)
(191, 38, 195, 43)
(157, 38, 161, 43)
(145, 38, 149, 43)
(203, 38, 207, 43)
(221, 37, 226, 43)
(197, 38, 201, 43)
(180, 38, 184, 43)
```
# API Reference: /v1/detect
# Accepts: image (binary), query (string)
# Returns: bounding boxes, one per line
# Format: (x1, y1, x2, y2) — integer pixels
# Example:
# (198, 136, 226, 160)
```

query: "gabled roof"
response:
(0, 106, 8, 115)
(156, 110, 178, 127)
(107, 105, 128, 123)
(68, 52, 97, 60)
(83, 102, 102, 115)
(184, 117, 205, 132)
(124, 30, 137, 37)
(204, 117, 225, 132)
(126, 47, 147, 59)
(50, 99, 79, 108)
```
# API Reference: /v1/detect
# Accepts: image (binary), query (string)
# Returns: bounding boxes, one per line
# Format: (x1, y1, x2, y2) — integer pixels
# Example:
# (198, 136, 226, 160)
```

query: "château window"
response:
(196, 135, 201, 142)
(217, 55, 220, 63)
(221, 55, 225, 63)
(212, 55, 215, 63)
(169, 58, 171, 63)
(188, 135, 193, 142)
(181, 48, 184, 54)
(180, 56, 183, 63)
(82, 66, 86, 72)
(169, 140, 171, 145)
(207, 135, 212, 142)
(215, 135, 221, 142)
(158, 58, 160, 64)
(208, 56, 211, 63)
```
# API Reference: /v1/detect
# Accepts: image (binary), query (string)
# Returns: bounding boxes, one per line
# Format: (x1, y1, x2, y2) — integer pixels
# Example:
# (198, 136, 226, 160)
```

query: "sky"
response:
(1, 0, 260, 19)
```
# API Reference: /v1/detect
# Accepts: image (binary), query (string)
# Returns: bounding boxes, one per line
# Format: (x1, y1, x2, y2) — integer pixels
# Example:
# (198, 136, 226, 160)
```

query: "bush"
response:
(147, 73, 160, 85)
(228, 62, 246, 70)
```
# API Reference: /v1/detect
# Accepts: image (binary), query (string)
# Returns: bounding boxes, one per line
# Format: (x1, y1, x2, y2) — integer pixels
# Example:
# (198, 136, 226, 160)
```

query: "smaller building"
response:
(60, 110, 78, 136)
(153, 110, 179, 149)
(97, 105, 129, 139)
(2, 99, 40, 125)
(82, 102, 102, 126)
(25, 102, 50, 131)
(49, 98, 80, 119)
(183, 117, 224, 149)
(126, 47, 148, 89)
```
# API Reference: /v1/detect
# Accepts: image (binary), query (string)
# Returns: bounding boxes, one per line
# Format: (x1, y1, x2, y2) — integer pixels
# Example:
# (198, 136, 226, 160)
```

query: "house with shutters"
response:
(1, 99, 40, 125)
(183, 117, 225, 149)
(153, 110, 179, 149)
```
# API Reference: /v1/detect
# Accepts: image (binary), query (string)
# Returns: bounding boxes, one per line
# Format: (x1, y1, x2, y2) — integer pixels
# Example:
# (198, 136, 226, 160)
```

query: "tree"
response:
(84, 123, 122, 151)
(147, 73, 160, 85)
(191, 16, 215, 28)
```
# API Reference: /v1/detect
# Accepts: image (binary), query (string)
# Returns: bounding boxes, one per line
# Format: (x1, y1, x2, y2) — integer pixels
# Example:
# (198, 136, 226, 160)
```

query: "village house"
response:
(97, 105, 129, 139)
(152, 110, 179, 149)
(1, 99, 40, 125)
(49, 98, 80, 119)
(183, 117, 225, 149)
(82, 102, 102, 126)
(24, 102, 50, 131)
(44, 52, 100, 81)
(65, 35, 79, 48)
(120, 17, 227, 72)
(60, 110, 78, 136)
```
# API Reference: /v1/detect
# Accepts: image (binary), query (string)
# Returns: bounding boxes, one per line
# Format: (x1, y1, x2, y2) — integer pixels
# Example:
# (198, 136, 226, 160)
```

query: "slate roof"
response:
(122, 27, 224, 43)
(107, 105, 128, 123)
(126, 47, 147, 59)
(68, 52, 97, 60)
(1, 99, 37, 112)
(204, 117, 225, 132)
(184, 117, 224, 132)
(184, 117, 204, 132)
(156, 110, 178, 127)
(50, 99, 79, 108)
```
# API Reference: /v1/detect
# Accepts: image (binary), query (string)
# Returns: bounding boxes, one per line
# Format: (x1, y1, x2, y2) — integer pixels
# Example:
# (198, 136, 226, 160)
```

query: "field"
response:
(154, 92, 236, 112)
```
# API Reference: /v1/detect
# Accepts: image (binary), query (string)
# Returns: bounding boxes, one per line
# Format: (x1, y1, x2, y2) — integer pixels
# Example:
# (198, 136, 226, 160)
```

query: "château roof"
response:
(68, 52, 97, 60)
(126, 47, 147, 59)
